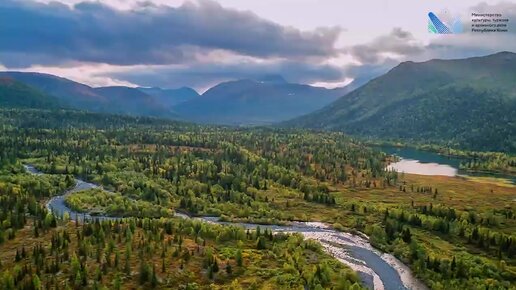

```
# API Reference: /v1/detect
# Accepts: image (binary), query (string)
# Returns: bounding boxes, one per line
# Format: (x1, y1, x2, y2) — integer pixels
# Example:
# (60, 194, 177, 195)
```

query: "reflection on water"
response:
(380, 146, 460, 176)
(387, 159, 457, 176)
(379, 146, 515, 183)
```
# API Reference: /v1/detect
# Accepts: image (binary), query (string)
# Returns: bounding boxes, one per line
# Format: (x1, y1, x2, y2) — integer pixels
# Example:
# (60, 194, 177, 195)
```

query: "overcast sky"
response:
(0, 0, 515, 91)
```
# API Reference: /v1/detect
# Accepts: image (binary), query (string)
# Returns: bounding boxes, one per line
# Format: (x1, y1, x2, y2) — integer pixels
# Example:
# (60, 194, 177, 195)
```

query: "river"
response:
(24, 164, 427, 290)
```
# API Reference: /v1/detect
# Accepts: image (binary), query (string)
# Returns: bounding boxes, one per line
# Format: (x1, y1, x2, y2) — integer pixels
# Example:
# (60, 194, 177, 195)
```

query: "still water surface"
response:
(379, 146, 515, 183)
(380, 146, 459, 176)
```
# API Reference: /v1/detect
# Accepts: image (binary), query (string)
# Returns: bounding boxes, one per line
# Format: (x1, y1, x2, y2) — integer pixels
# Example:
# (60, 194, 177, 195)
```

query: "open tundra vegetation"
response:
(0, 108, 514, 289)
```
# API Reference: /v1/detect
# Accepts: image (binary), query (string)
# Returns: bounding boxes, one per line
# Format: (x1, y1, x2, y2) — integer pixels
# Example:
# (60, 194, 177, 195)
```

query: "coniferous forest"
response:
(0, 108, 515, 290)
(1, 0, 515, 289)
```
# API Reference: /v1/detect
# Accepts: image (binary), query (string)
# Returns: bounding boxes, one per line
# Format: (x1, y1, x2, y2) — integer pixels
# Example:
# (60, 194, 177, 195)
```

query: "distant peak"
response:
(493, 51, 515, 55)
(488, 51, 516, 59)
(177, 86, 198, 92)
(139, 86, 197, 92)
(98, 86, 133, 89)
(397, 60, 415, 67)
(256, 74, 287, 84)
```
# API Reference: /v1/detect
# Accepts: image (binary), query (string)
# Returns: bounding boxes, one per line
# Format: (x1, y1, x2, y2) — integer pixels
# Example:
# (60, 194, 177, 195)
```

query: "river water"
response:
(24, 164, 427, 290)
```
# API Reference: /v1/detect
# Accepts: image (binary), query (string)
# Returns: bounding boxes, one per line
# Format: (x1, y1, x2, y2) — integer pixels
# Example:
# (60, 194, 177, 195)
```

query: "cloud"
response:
(0, 0, 341, 67)
(2, 0, 514, 91)
(342, 2, 516, 81)
(343, 59, 400, 84)
(340, 28, 426, 81)
(347, 28, 424, 65)
(424, 2, 516, 60)
(12, 63, 139, 87)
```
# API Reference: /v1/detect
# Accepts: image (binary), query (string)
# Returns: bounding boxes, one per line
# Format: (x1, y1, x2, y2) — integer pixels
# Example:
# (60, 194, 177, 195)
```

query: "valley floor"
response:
(0, 109, 514, 290)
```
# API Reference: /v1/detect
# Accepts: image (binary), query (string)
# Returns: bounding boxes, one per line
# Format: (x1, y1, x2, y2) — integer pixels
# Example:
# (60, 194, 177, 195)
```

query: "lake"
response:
(378, 146, 515, 183)
(379, 146, 459, 176)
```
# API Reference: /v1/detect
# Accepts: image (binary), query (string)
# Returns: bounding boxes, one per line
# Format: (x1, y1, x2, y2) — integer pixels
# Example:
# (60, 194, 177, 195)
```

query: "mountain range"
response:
(137, 87, 200, 109)
(0, 72, 176, 117)
(173, 77, 357, 125)
(1, 52, 514, 151)
(286, 51, 516, 152)
(0, 71, 355, 125)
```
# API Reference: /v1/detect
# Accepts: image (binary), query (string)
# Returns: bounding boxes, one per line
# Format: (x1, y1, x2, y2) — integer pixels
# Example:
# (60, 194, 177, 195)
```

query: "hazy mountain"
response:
(93, 86, 172, 117)
(0, 72, 174, 118)
(173, 77, 354, 125)
(138, 87, 199, 108)
(286, 52, 516, 152)
(256, 74, 288, 84)
(0, 77, 61, 109)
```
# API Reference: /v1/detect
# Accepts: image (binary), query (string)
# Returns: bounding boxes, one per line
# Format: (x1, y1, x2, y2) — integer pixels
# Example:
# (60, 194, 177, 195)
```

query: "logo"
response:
(428, 11, 463, 34)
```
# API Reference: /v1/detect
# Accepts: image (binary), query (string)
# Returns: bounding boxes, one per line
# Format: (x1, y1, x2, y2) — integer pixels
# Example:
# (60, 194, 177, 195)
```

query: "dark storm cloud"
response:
(107, 60, 345, 89)
(0, 0, 341, 67)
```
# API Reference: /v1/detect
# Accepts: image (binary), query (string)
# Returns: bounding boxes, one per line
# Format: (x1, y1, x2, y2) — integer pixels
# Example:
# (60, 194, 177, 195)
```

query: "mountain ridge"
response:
(0, 71, 356, 124)
(173, 78, 355, 125)
(138, 86, 199, 108)
(285, 51, 516, 152)
(0, 72, 175, 118)
(0, 77, 62, 109)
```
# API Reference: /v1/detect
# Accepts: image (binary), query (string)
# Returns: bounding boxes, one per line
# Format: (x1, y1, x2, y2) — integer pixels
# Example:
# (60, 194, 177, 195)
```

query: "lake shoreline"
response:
(379, 146, 515, 184)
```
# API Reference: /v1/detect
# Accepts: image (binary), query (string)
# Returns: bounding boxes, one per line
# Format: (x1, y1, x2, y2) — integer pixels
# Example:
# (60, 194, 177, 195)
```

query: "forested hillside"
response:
(287, 52, 516, 152)
(0, 72, 175, 118)
(0, 78, 61, 109)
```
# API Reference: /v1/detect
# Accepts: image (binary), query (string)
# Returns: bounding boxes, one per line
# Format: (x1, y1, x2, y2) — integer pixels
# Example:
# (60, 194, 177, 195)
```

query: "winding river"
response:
(24, 164, 427, 290)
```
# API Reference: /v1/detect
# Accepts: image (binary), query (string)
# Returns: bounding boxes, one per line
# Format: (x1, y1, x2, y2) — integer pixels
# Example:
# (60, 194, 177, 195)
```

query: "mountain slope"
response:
(0, 72, 175, 118)
(287, 52, 516, 152)
(173, 78, 353, 125)
(138, 87, 199, 108)
(94, 86, 172, 117)
(0, 72, 107, 110)
(0, 77, 61, 109)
